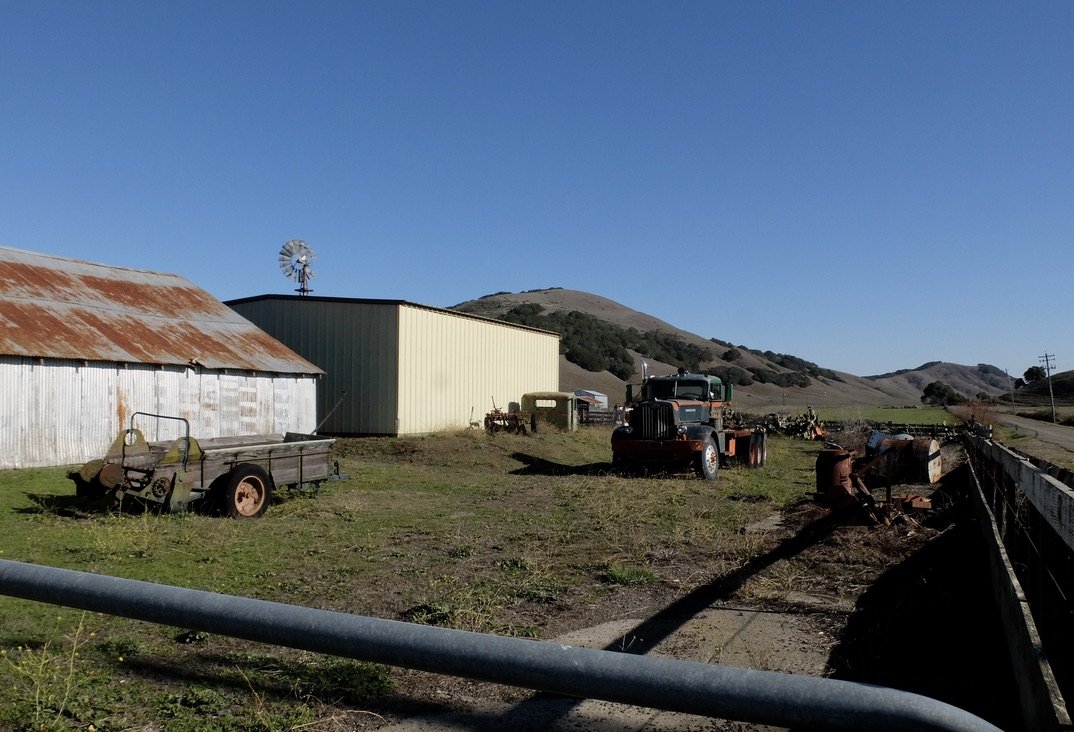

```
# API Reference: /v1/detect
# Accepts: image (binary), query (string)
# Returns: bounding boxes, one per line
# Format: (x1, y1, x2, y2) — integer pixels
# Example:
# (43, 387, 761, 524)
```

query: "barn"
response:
(0, 247, 323, 470)
(226, 295, 560, 435)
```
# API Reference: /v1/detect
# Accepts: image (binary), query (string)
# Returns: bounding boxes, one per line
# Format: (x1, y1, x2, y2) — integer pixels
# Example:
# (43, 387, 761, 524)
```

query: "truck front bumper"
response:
(612, 438, 703, 464)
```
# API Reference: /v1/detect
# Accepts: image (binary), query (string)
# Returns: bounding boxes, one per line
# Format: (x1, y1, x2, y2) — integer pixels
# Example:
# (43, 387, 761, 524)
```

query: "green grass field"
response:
(0, 426, 825, 730)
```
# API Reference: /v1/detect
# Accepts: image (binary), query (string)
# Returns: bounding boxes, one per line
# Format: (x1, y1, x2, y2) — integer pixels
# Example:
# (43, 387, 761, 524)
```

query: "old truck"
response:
(69, 413, 337, 518)
(611, 369, 766, 480)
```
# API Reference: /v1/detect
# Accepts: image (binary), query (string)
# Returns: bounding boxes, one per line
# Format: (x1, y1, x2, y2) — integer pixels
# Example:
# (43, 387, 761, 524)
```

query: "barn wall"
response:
(0, 357, 319, 469)
(397, 305, 560, 434)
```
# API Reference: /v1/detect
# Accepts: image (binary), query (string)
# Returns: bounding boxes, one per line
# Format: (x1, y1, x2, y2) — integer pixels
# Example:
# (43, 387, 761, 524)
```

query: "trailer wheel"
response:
(223, 465, 274, 519)
(696, 437, 719, 480)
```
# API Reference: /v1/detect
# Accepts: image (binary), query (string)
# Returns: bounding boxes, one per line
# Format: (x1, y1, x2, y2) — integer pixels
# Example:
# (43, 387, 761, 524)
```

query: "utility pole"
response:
(1005, 369, 1015, 407)
(1039, 352, 1057, 423)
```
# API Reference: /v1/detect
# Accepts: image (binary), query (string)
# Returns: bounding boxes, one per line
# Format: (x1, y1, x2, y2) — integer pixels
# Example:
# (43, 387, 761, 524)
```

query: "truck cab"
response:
(612, 370, 763, 479)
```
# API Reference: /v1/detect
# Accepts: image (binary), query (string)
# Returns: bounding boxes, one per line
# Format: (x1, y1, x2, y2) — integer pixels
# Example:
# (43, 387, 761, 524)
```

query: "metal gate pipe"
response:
(0, 559, 1000, 732)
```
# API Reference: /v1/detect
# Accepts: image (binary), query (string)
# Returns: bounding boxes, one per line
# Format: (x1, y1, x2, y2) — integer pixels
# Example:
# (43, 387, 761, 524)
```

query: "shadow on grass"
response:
(16, 486, 315, 519)
(508, 452, 614, 476)
(423, 504, 857, 730)
(508, 451, 698, 479)
(110, 649, 414, 716)
(16, 492, 110, 518)
(596, 504, 850, 656)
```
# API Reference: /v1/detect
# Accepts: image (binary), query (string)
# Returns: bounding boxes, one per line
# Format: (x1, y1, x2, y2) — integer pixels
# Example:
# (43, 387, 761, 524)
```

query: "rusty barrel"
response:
(815, 448, 853, 503)
(912, 437, 942, 484)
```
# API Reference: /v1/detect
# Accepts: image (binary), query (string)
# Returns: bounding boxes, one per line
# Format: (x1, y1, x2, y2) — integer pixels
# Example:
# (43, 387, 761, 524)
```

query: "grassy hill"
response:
(1009, 371, 1074, 407)
(453, 288, 1012, 410)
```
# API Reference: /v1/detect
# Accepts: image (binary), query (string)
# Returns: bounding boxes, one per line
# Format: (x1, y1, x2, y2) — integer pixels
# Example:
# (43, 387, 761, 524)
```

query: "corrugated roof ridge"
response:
(227, 294, 562, 338)
(0, 247, 323, 375)
(0, 244, 178, 277)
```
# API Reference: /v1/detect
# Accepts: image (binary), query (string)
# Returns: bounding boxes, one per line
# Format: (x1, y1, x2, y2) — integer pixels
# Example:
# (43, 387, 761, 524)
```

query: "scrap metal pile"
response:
(759, 409, 830, 440)
(484, 404, 527, 435)
(814, 427, 946, 526)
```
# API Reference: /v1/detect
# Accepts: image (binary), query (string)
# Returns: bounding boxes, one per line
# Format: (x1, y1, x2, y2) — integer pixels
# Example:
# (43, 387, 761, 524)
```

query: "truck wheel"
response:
(696, 437, 719, 480)
(754, 432, 768, 468)
(612, 453, 633, 475)
(224, 465, 274, 519)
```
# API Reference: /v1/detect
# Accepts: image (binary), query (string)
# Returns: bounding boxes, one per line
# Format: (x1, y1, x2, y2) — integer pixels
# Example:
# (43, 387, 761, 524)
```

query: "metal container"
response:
(815, 448, 854, 502)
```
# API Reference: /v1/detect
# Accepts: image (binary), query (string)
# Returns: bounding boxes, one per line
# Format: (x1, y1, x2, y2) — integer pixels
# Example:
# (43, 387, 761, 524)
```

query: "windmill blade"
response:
(277, 240, 316, 294)
(278, 240, 315, 281)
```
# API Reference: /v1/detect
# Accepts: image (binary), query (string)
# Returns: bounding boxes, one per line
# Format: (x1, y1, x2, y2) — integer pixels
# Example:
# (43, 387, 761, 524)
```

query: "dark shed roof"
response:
(0, 246, 322, 374)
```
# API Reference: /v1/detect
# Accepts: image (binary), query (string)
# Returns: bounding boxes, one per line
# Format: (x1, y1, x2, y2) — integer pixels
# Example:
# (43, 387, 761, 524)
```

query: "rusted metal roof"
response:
(0, 246, 323, 375)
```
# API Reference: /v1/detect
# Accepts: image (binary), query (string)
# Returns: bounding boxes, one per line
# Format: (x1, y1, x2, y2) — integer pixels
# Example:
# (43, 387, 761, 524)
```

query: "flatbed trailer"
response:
(69, 412, 337, 518)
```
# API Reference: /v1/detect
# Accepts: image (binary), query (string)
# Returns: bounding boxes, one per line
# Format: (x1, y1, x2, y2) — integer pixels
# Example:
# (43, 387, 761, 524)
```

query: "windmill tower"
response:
(279, 240, 315, 296)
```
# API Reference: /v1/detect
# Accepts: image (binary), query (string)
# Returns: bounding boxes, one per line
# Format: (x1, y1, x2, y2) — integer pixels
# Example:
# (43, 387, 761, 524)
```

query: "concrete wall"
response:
(965, 436, 1073, 731)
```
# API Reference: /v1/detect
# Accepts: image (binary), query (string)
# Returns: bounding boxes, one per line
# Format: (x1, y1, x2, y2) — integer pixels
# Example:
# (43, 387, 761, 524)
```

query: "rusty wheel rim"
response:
(702, 443, 718, 474)
(233, 476, 266, 516)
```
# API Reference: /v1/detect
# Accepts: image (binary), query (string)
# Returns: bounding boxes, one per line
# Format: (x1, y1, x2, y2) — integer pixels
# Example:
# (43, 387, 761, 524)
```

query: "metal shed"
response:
(0, 247, 323, 469)
(226, 295, 560, 435)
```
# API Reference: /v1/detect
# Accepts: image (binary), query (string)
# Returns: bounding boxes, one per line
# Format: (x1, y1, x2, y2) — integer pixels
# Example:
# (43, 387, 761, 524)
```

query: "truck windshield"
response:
(648, 380, 708, 400)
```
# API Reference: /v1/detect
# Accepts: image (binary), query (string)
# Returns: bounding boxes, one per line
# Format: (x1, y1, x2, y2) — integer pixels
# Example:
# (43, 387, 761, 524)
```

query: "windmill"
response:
(279, 240, 315, 296)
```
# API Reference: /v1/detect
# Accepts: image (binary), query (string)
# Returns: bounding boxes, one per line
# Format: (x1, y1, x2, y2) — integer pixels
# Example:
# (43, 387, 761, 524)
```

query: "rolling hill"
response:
(452, 288, 1013, 411)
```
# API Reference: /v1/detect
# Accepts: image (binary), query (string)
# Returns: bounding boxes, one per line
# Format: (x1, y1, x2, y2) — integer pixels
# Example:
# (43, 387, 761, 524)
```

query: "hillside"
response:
(1010, 371, 1074, 407)
(452, 288, 1009, 410)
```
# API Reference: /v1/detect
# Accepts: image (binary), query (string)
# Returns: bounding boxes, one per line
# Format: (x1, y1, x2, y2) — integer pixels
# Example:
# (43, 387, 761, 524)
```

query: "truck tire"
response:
(223, 464, 274, 519)
(746, 431, 768, 468)
(696, 437, 719, 480)
(754, 432, 768, 468)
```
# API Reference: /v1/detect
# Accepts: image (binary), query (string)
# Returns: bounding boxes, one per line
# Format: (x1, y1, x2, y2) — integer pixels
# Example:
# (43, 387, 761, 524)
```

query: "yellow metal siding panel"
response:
(397, 306, 559, 434)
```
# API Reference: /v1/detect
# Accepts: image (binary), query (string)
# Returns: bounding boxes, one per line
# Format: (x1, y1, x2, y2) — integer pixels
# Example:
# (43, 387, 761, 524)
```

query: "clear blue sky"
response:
(2, 1, 1071, 378)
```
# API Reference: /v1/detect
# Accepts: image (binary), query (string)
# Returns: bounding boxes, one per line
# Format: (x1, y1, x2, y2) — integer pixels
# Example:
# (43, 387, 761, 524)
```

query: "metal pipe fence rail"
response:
(0, 558, 1001, 732)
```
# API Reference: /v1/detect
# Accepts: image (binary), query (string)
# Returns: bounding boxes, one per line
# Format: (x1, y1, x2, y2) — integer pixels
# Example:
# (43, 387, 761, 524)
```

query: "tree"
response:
(1023, 366, 1046, 384)
(921, 381, 966, 406)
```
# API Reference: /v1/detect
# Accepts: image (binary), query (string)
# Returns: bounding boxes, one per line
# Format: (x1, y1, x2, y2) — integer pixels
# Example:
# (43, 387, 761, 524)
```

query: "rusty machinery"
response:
(815, 429, 943, 524)
(484, 400, 527, 435)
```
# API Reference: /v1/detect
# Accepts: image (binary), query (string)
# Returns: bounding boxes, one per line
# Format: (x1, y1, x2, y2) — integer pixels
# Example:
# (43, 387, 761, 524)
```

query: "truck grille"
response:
(631, 402, 676, 440)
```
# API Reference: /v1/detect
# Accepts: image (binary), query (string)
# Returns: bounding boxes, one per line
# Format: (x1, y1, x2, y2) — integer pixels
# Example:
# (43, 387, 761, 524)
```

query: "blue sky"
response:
(2, 1, 1071, 378)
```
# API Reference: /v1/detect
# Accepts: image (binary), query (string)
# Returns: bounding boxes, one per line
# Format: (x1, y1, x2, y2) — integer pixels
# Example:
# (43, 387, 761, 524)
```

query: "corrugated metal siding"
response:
(228, 296, 559, 435)
(0, 247, 322, 375)
(397, 305, 559, 433)
(0, 357, 318, 469)
(226, 299, 400, 434)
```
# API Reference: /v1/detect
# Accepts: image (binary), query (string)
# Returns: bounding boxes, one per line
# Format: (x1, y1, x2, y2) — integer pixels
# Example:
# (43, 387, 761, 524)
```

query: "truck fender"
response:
(685, 425, 723, 453)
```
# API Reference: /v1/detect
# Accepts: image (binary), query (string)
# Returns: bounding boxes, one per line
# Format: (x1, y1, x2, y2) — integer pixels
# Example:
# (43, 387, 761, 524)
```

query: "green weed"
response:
(1, 613, 110, 731)
(604, 563, 657, 586)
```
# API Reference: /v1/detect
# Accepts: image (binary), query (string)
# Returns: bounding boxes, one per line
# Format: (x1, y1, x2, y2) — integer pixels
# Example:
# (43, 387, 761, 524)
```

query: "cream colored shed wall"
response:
(396, 305, 559, 434)
(0, 357, 319, 469)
